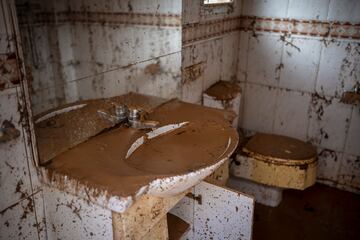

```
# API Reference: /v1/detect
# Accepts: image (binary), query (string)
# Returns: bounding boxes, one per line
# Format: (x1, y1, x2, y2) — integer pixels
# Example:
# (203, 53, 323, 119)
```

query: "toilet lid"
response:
(243, 133, 316, 162)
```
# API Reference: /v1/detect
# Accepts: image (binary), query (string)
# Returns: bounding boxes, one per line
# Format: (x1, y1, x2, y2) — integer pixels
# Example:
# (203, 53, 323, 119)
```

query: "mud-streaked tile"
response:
(344, 107, 360, 156)
(237, 31, 250, 82)
(280, 37, 322, 92)
(242, 0, 289, 18)
(337, 154, 360, 194)
(316, 148, 342, 184)
(273, 89, 311, 141)
(0, 196, 39, 240)
(316, 41, 360, 98)
(221, 32, 240, 81)
(247, 34, 283, 87)
(287, 0, 330, 20)
(241, 83, 277, 134)
(0, 88, 32, 211)
(307, 96, 352, 152)
(327, 0, 360, 23)
(43, 186, 113, 240)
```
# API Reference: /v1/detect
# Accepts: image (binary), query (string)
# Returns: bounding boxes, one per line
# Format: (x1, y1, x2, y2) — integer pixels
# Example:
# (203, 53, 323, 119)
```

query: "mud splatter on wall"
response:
(181, 0, 242, 104)
(237, 0, 360, 193)
(1, 1, 45, 238)
(17, 0, 182, 115)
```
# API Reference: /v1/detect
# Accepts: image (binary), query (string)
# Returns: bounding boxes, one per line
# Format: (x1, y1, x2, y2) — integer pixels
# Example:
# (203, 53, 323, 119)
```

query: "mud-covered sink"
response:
(124, 121, 237, 197)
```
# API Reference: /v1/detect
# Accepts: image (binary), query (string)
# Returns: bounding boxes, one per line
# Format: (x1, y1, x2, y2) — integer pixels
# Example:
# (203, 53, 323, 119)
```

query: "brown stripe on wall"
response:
(183, 17, 241, 45)
(18, 11, 181, 27)
(240, 16, 360, 40)
(182, 16, 360, 45)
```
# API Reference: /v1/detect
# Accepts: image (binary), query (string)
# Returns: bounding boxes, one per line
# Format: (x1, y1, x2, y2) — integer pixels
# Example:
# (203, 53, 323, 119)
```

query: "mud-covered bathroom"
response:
(0, 0, 359, 239)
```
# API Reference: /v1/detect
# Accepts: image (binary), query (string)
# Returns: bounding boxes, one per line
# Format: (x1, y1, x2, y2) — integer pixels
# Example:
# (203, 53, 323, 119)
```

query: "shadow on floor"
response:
(253, 184, 360, 240)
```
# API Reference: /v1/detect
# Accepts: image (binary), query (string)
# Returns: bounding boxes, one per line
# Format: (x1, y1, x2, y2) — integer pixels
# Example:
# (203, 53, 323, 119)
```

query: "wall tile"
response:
(247, 34, 283, 87)
(327, 0, 360, 23)
(237, 31, 250, 82)
(287, 0, 330, 20)
(203, 38, 223, 90)
(241, 83, 277, 134)
(308, 97, 352, 152)
(344, 108, 360, 156)
(280, 37, 322, 92)
(0, 88, 32, 211)
(127, 52, 182, 99)
(182, 0, 200, 24)
(242, 0, 289, 18)
(337, 154, 360, 193)
(316, 41, 360, 98)
(221, 32, 240, 81)
(43, 186, 113, 240)
(0, 196, 40, 240)
(33, 191, 47, 240)
(273, 89, 311, 141)
(316, 148, 342, 184)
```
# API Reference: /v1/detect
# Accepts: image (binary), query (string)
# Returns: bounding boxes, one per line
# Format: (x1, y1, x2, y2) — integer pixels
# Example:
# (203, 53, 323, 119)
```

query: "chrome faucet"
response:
(98, 104, 159, 129)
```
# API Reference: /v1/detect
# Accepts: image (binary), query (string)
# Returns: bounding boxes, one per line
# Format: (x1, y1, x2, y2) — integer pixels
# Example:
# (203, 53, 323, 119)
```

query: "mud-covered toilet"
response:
(203, 81, 318, 207)
(228, 133, 317, 207)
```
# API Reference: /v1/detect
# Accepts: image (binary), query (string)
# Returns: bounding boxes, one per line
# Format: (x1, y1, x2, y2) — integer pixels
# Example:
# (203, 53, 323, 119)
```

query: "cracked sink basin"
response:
(37, 93, 238, 212)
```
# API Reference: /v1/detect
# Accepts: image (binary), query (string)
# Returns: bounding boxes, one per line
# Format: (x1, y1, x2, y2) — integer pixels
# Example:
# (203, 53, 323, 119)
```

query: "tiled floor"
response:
(253, 184, 360, 240)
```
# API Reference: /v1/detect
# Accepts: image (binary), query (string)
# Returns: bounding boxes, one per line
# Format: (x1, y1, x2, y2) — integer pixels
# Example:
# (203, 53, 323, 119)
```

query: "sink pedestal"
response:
(112, 191, 188, 240)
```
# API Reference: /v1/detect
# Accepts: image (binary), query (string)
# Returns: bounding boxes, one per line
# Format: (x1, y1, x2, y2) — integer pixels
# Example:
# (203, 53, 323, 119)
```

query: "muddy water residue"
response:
(44, 96, 238, 198)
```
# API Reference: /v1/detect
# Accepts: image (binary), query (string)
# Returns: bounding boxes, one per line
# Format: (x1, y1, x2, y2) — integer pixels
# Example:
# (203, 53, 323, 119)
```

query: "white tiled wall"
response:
(237, 0, 360, 193)
(181, 0, 242, 104)
(1, 1, 44, 239)
(20, 0, 182, 115)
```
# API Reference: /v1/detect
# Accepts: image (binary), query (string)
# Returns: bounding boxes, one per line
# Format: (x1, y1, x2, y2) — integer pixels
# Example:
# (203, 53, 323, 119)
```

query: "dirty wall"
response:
(237, 0, 360, 193)
(18, 0, 182, 115)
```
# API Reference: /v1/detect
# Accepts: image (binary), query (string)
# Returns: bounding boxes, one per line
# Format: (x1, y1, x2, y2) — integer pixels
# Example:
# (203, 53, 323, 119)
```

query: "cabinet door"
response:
(171, 181, 254, 240)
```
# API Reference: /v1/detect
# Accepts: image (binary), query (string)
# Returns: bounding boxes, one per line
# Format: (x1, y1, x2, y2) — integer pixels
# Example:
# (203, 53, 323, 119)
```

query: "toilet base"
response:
(227, 176, 283, 207)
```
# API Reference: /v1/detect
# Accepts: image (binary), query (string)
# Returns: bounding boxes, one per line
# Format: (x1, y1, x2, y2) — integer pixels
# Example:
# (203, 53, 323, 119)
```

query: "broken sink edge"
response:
(39, 154, 233, 213)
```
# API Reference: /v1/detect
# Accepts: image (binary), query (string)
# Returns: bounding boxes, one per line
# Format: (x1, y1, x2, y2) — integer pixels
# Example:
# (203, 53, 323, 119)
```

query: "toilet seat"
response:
(243, 133, 317, 166)
(232, 133, 317, 190)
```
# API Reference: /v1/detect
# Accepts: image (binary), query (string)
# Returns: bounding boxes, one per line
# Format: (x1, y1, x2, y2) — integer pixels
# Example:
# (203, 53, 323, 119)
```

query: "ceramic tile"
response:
(33, 191, 47, 240)
(247, 34, 283, 87)
(203, 38, 223, 90)
(337, 154, 360, 193)
(307, 96, 352, 152)
(241, 83, 277, 134)
(287, 0, 330, 20)
(316, 148, 342, 184)
(237, 31, 250, 82)
(127, 52, 182, 99)
(0, 88, 32, 211)
(44, 186, 113, 240)
(242, 0, 289, 18)
(182, 0, 200, 24)
(279, 37, 322, 92)
(221, 32, 240, 81)
(316, 41, 360, 98)
(344, 107, 360, 156)
(273, 89, 311, 141)
(327, 0, 360, 23)
(0, 196, 40, 240)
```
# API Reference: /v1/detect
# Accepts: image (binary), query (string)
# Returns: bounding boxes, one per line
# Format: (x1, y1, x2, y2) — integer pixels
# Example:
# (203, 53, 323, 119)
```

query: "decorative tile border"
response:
(182, 16, 360, 45)
(240, 16, 360, 40)
(18, 11, 181, 27)
(182, 17, 241, 45)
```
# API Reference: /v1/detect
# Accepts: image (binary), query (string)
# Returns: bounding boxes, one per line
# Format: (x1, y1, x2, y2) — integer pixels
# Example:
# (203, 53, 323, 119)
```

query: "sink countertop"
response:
(37, 93, 238, 213)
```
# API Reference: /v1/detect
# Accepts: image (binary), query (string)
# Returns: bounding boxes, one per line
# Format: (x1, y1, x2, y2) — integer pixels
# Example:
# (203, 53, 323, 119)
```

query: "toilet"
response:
(203, 81, 317, 207)
(229, 133, 317, 207)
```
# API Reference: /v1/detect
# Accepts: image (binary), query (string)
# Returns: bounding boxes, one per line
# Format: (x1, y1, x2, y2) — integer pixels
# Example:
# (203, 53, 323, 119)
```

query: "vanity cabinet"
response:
(41, 180, 254, 240)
